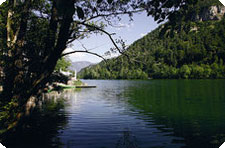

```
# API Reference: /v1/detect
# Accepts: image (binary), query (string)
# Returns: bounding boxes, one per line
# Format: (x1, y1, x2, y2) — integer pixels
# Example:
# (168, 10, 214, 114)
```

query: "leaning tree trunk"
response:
(0, 0, 75, 131)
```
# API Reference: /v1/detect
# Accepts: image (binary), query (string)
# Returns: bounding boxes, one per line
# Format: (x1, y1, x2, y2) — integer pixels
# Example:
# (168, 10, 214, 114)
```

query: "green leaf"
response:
(77, 6, 84, 19)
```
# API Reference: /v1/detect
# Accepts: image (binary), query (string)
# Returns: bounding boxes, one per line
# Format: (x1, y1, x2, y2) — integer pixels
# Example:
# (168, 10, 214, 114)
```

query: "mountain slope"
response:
(78, 4, 225, 79)
(69, 61, 92, 72)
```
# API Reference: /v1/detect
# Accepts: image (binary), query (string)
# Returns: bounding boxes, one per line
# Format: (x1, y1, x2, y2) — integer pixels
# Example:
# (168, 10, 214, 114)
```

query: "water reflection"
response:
(116, 130, 138, 148)
(1, 93, 68, 148)
(58, 80, 185, 148)
(2, 80, 225, 148)
(126, 80, 225, 148)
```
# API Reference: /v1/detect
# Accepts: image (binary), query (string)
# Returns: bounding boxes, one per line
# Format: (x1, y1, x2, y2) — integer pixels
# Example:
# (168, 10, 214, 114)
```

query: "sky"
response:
(0, 0, 5, 5)
(65, 12, 160, 63)
(220, 0, 225, 5)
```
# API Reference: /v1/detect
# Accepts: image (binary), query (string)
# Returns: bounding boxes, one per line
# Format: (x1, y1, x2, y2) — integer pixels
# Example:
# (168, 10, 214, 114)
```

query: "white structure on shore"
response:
(59, 69, 77, 80)
(59, 69, 72, 76)
(72, 70, 77, 81)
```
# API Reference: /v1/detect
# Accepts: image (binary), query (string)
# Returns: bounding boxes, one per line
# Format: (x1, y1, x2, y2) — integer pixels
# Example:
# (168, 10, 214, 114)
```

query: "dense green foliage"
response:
(79, 13, 225, 79)
(54, 57, 71, 72)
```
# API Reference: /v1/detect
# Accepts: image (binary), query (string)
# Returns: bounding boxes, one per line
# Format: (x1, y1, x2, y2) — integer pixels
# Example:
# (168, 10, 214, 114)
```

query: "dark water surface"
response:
(4, 80, 225, 148)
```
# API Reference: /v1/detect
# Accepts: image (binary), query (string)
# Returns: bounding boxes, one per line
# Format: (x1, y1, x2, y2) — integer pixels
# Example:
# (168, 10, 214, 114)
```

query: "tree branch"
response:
(61, 50, 107, 63)
(83, 9, 144, 23)
(78, 22, 131, 62)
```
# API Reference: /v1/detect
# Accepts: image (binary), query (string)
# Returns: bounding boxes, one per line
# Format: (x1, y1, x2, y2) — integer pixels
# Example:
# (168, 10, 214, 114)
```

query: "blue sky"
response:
(65, 12, 160, 63)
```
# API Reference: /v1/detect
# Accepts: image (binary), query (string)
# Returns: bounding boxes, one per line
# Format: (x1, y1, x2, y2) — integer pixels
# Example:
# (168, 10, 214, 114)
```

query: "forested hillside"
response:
(79, 2, 225, 79)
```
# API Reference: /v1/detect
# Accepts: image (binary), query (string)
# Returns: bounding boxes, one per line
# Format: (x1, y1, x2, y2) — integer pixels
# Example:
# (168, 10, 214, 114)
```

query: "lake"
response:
(3, 80, 225, 148)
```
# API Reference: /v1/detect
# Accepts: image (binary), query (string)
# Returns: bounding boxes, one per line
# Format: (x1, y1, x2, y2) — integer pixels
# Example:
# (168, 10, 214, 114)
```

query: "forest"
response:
(79, 1, 225, 79)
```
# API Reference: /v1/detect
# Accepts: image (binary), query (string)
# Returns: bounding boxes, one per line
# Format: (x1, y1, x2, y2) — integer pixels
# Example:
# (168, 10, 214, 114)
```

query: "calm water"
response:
(3, 80, 225, 148)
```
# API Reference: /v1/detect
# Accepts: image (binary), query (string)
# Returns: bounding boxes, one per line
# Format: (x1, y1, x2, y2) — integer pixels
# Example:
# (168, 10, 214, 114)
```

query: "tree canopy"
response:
(54, 57, 71, 72)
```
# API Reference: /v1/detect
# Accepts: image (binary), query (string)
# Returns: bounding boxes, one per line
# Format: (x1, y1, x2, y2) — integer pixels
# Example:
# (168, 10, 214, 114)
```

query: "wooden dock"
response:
(76, 85, 96, 88)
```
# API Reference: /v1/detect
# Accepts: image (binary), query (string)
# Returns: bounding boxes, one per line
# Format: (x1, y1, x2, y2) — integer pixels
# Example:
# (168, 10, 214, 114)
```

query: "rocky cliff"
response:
(195, 5, 225, 21)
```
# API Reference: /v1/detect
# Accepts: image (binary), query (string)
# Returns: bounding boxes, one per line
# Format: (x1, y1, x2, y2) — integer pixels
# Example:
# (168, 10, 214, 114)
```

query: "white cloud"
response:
(64, 48, 84, 57)
(118, 22, 134, 28)
(115, 22, 134, 31)
(0, 0, 6, 5)
(64, 48, 85, 61)
(64, 47, 75, 53)
(140, 33, 147, 37)
(70, 52, 85, 58)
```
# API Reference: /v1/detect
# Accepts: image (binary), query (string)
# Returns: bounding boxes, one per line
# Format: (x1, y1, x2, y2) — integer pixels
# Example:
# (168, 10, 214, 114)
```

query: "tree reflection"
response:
(126, 80, 225, 148)
(116, 130, 138, 148)
(1, 96, 67, 148)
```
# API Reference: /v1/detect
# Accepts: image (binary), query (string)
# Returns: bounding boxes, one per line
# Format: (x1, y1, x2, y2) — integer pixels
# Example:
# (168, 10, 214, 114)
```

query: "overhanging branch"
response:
(79, 22, 131, 61)
(83, 9, 144, 23)
(61, 50, 107, 63)
(70, 21, 148, 65)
